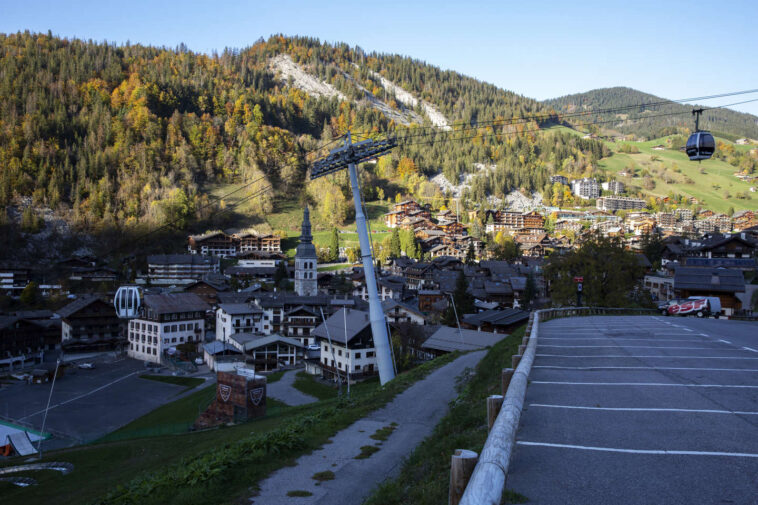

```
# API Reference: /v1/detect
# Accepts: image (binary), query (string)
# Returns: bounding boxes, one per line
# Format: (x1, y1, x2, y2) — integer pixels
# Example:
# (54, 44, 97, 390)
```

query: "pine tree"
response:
(329, 228, 340, 262)
(389, 229, 401, 258)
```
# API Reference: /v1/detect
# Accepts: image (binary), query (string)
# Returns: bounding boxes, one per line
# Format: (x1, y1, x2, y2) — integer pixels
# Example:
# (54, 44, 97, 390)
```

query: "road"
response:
(507, 315, 758, 505)
(250, 350, 486, 505)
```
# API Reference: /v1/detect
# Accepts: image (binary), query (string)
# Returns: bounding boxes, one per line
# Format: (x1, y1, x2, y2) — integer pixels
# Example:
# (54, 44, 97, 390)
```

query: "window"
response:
(367, 351, 375, 357)
(338, 349, 342, 356)
(355, 352, 361, 359)
(355, 365, 361, 371)
(180, 324, 186, 331)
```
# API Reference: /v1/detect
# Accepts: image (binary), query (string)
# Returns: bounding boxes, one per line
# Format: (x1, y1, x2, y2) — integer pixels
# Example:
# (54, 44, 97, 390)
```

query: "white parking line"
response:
(531, 381, 758, 389)
(718, 339, 732, 344)
(536, 354, 758, 359)
(516, 441, 758, 458)
(743, 347, 758, 353)
(533, 365, 758, 372)
(529, 404, 758, 415)
(540, 335, 703, 343)
(537, 345, 724, 350)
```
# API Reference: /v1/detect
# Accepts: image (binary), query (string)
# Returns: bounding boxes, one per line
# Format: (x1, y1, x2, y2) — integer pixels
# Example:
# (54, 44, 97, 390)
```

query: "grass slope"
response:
(138, 374, 205, 391)
(597, 136, 755, 214)
(0, 354, 457, 505)
(364, 326, 528, 505)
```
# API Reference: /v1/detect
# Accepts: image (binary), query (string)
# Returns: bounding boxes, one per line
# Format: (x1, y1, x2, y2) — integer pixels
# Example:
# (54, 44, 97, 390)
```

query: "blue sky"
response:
(2, 0, 757, 115)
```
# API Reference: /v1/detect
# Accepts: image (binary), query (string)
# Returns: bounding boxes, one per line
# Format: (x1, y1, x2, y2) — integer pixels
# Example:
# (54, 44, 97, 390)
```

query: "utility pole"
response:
(38, 358, 60, 459)
(311, 132, 397, 385)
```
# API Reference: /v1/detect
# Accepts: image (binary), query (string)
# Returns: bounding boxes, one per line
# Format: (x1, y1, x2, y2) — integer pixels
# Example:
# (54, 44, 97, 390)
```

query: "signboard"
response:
(573, 276, 584, 283)
(668, 298, 707, 315)
(219, 384, 232, 402)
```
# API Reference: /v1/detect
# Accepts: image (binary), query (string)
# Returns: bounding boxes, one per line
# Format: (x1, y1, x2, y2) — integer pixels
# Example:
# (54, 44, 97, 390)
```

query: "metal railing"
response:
(454, 306, 657, 505)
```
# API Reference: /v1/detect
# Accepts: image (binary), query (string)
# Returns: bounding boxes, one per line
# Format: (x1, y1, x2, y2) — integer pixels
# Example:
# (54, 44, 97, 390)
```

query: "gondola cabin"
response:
(686, 131, 715, 161)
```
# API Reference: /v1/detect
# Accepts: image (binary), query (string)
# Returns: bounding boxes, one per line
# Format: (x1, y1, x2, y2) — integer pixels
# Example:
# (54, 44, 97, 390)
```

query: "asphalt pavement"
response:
(266, 369, 318, 406)
(0, 354, 211, 447)
(507, 315, 758, 505)
(250, 350, 486, 505)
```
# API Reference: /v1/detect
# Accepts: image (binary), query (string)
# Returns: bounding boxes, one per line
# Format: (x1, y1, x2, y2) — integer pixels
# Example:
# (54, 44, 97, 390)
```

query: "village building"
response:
(311, 308, 378, 381)
(419, 326, 508, 359)
(571, 178, 601, 199)
(0, 315, 60, 371)
(216, 302, 266, 342)
(146, 254, 220, 285)
(57, 295, 122, 352)
(224, 333, 303, 372)
(127, 293, 209, 364)
(601, 180, 625, 195)
(188, 231, 237, 257)
(596, 196, 646, 211)
(381, 299, 427, 325)
(673, 267, 745, 315)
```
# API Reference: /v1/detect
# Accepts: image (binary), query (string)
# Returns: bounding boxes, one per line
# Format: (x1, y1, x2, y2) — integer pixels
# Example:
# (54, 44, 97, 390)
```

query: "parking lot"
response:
(0, 354, 211, 447)
(507, 315, 758, 505)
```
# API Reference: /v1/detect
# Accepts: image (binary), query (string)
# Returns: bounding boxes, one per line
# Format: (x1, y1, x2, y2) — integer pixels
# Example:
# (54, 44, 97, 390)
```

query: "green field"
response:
(138, 374, 206, 392)
(597, 135, 755, 214)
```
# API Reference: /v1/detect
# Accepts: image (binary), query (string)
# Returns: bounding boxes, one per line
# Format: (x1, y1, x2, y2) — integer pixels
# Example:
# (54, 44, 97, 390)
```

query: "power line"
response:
(391, 97, 758, 148)
(335, 88, 758, 141)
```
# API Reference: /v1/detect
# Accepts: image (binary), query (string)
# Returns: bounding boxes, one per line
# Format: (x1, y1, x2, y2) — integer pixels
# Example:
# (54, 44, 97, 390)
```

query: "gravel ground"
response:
(250, 350, 486, 505)
(266, 370, 318, 407)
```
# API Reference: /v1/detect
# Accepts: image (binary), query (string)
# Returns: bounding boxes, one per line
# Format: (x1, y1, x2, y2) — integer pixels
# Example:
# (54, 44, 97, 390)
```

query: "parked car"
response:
(194, 357, 204, 365)
(77, 362, 95, 369)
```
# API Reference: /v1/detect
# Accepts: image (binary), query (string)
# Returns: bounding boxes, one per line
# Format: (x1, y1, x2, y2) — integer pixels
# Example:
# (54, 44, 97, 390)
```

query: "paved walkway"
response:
(267, 369, 318, 406)
(507, 316, 758, 505)
(250, 350, 486, 504)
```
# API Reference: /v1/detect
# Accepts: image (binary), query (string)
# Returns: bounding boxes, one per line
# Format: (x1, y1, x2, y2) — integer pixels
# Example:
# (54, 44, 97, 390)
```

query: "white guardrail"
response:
(452, 307, 656, 505)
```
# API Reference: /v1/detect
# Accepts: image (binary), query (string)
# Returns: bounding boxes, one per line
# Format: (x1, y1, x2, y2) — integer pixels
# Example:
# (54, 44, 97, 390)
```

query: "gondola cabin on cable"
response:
(114, 285, 142, 319)
(686, 108, 715, 161)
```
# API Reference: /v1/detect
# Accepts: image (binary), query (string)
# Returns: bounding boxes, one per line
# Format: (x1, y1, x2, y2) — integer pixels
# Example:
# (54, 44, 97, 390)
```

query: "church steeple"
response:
(295, 205, 318, 296)
(300, 205, 312, 244)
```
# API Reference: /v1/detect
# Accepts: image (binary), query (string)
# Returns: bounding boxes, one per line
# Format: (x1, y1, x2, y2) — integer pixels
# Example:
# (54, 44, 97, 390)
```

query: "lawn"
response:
(597, 135, 755, 214)
(138, 374, 206, 392)
(292, 371, 339, 400)
(0, 354, 456, 505)
(364, 325, 528, 505)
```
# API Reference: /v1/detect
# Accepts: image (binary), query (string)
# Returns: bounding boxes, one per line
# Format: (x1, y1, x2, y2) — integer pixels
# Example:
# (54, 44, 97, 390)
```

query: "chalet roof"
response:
(461, 308, 529, 328)
(143, 293, 210, 314)
(311, 308, 371, 344)
(56, 295, 107, 319)
(225, 266, 277, 276)
(484, 280, 513, 295)
(478, 261, 515, 276)
(218, 303, 262, 315)
(185, 278, 229, 292)
(203, 341, 240, 355)
(216, 292, 255, 304)
(381, 299, 426, 319)
(421, 326, 508, 353)
(285, 305, 319, 317)
(683, 258, 757, 269)
(509, 277, 527, 291)
(147, 254, 219, 266)
(189, 231, 226, 241)
(12, 309, 55, 320)
(229, 333, 303, 352)
(673, 267, 746, 293)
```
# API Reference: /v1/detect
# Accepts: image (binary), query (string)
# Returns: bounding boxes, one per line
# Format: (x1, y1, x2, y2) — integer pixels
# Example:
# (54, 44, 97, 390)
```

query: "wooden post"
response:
(487, 395, 504, 431)
(501, 368, 514, 395)
(449, 449, 479, 505)
(522, 335, 529, 346)
(518, 344, 526, 355)
(512, 354, 522, 368)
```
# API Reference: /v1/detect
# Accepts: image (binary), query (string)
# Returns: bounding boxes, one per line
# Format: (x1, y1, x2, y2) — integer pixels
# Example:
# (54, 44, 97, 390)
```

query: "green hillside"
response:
(545, 87, 758, 140)
(597, 136, 756, 214)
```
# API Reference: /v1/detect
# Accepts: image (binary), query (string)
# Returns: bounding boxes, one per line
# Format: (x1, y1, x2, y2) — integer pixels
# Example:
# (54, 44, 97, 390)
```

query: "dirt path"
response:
(250, 351, 486, 504)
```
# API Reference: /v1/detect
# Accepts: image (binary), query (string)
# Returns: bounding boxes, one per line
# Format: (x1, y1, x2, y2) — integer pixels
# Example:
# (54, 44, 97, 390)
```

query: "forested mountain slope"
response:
(544, 87, 758, 140)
